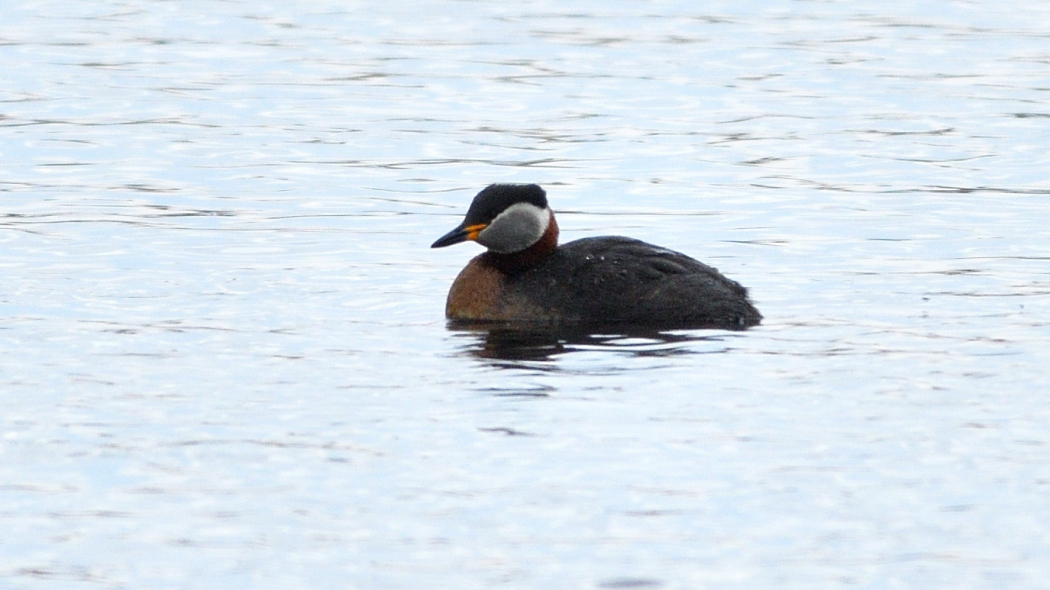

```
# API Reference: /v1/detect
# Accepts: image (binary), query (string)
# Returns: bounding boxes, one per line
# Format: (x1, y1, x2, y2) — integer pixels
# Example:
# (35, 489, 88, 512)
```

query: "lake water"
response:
(2, 1, 1049, 588)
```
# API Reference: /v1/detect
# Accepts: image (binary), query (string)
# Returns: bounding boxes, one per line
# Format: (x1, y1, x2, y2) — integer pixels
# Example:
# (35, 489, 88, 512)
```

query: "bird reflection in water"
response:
(448, 319, 744, 362)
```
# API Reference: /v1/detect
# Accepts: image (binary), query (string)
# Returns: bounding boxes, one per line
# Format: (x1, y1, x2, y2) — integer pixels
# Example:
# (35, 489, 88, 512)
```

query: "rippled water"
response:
(3, 1, 1050, 588)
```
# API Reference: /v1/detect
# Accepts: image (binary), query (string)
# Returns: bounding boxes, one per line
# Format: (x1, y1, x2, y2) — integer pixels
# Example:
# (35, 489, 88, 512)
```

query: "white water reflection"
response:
(2, 1, 1050, 588)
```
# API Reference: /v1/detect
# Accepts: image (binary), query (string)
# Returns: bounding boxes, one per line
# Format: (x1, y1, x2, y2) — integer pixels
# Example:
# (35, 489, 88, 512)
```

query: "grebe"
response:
(431, 184, 761, 329)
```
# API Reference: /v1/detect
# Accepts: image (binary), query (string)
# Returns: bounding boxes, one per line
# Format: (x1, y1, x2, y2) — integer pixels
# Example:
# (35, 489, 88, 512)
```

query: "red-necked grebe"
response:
(431, 183, 761, 329)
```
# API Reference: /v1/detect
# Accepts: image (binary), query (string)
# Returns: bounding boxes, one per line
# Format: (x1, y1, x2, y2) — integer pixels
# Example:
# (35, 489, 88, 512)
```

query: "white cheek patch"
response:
(477, 203, 550, 253)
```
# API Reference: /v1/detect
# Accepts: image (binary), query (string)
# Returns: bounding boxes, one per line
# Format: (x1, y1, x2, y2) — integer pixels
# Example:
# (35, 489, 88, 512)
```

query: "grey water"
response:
(2, 1, 1050, 588)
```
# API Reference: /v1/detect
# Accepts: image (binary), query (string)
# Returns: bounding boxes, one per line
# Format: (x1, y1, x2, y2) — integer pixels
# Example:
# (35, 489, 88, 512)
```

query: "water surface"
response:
(2, 1, 1050, 588)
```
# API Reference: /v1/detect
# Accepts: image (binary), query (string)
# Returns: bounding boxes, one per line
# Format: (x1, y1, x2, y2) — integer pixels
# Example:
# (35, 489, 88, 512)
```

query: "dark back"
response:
(501, 237, 761, 329)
